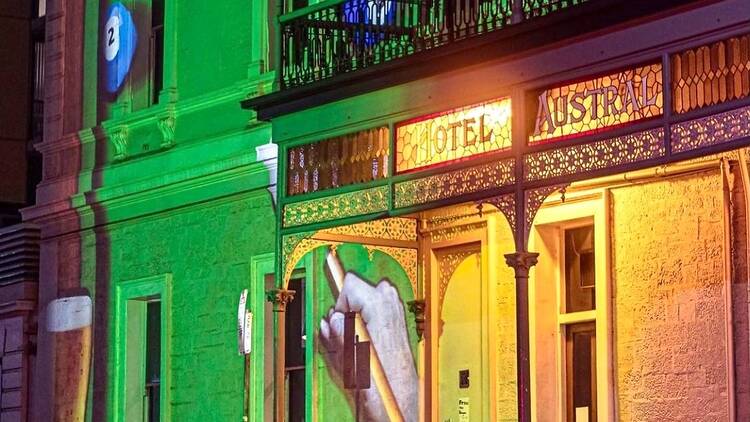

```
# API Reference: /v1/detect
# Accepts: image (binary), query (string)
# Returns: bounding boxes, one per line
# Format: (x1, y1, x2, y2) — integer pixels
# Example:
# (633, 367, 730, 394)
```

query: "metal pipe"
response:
(720, 158, 737, 422)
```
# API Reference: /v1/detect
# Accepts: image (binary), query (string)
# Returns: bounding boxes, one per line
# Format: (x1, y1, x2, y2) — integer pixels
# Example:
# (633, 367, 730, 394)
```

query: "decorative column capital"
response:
(504, 252, 539, 277)
(407, 299, 426, 341)
(266, 288, 295, 312)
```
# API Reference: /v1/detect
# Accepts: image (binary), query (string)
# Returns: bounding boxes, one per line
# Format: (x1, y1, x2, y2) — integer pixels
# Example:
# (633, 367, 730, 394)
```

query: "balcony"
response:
(247, 0, 700, 119)
(280, 0, 594, 88)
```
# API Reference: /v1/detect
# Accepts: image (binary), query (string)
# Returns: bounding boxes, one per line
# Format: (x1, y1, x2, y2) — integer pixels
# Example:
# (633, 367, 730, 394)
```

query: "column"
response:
(504, 251, 539, 422)
(266, 288, 295, 422)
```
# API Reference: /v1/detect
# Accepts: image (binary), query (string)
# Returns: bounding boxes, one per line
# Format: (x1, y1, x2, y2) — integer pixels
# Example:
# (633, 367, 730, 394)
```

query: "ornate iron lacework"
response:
(320, 217, 417, 242)
(671, 105, 750, 153)
(283, 185, 389, 227)
(478, 193, 516, 235)
(523, 0, 588, 19)
(287, 127, 389, 196)
(524, 185, 567, 243)
(437, 248, 479, 315)
(363, 245, 419, 295)
(524, 128, 665, 182)
(284, 237, 338, 285)
(394, 159, 515, 208)
(672, 33, 750, 114)
(280, 0, 592, 89)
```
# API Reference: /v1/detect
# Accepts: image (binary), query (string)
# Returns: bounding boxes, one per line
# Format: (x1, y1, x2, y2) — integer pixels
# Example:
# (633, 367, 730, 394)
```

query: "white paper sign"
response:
(238, 289, 248, 355)
(575, 407, 589, 422)
(458, 398, 470, 422)
(243, 311, 253, 355)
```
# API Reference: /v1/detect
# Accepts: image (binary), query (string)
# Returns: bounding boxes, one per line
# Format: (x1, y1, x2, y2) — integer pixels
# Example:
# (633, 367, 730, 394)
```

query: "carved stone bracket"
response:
(110, 126, 129, 161)
(157, 115, 176, 149)
(266, 288, 296, 312)
(407, 299, 426, 341)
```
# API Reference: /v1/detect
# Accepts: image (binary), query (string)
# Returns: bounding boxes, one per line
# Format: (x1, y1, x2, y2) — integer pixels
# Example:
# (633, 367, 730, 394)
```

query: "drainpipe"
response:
(737, 149, 750, 419)
(721, 158, 737, 422)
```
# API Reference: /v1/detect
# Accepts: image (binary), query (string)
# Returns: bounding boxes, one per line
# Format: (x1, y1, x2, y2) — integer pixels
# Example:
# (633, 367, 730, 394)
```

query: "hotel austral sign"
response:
(395, 98, 513, 173)
(529, 63, 664, 144)
(393, 64, 663, 175)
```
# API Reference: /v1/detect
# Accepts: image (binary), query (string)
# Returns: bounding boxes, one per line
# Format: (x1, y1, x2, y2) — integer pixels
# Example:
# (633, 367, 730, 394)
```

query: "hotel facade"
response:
(13, 0, 750, 421)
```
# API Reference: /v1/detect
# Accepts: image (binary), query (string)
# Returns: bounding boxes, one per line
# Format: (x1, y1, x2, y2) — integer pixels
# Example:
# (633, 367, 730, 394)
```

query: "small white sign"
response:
(243, 311, 253, 355)
(458, 398, 469, 422)
(575, 407, 589, 422)
(238, 289, 248, 355)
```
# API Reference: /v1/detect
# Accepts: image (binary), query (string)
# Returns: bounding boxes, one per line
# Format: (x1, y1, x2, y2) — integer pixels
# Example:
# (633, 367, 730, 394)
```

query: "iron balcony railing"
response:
(280, 0, 588, 88)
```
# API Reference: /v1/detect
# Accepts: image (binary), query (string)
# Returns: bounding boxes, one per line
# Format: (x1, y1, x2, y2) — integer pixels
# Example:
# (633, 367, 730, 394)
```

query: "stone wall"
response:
(611, 170, 729, 421)
(82, 190, 275, 420)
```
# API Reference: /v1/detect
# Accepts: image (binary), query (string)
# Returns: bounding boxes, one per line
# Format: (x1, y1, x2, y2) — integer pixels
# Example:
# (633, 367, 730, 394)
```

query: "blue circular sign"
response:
(104, 2, 137, 94)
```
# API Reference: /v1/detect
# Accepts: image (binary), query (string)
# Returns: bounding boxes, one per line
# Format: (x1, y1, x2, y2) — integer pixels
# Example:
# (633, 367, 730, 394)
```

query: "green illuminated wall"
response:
(71, 0, 277, 420)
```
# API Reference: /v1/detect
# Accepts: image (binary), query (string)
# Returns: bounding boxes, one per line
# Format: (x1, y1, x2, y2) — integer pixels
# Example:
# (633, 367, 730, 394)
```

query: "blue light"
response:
(104, 2, 137, 94)
(342, 0, 396, 46)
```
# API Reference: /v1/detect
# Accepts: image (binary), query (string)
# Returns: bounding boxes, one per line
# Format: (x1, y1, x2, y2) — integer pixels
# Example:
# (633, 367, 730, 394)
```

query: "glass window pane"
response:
(566, 322, 597, 422)
(564, 225, 595, 313)
(145, 300, 161, 422)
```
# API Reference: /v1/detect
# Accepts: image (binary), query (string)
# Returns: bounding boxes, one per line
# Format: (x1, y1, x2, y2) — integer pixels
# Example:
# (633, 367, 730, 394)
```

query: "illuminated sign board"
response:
(396, 98, 512, 173)
(529, 63, 663, 144)
(104, 2, 137, 93)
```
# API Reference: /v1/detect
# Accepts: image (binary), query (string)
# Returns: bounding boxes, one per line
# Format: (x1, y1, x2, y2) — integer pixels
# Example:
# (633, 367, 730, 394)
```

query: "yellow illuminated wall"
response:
(396, 98, 512, 173)
(529, 63, 663, 144)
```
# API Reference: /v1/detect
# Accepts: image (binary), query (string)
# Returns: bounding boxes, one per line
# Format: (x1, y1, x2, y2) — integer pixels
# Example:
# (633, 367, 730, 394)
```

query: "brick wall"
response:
(611, 170, 729, 421)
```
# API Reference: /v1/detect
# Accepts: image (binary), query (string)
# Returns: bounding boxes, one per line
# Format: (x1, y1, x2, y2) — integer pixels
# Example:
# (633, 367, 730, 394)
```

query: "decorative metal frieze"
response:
(283, 185, 389, 227)
(428, 222, 486, 244)
(284, 237, 339, 286)
(282, 231, 315, 285)
(320, 217, 417, 242)
(363, 245, 418, 295)
(671, 105, 750, 154)
(524, 184, 568, 244)
(524, 128, 665, 182)
(394, 159, 515, 208)
(478, 193, 516, 235)
(529, 63, 663, 144)
(287, 126, 389, 196)
(672, 33, 750, 114)
(396, 98, 512, 173)
(437, 248, 479, 315)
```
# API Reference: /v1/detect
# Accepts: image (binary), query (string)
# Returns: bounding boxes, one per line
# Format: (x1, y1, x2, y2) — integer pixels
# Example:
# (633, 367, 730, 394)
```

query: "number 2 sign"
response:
(103, 2, 136, 94)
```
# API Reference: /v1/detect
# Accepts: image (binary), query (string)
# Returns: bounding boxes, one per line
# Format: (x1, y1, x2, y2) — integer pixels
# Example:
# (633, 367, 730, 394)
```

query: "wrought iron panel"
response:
(671, 105, 750, 154)
(524, 128, 665, 182)
(281, 0, 592, 88)
(394, 158, 515, 208)
(283, 185, 390, 227)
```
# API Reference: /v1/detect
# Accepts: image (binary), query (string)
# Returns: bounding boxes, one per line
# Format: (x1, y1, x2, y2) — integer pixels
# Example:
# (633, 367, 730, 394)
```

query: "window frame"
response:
(113, 273, 173, 422)
(529, 189, 613, 421)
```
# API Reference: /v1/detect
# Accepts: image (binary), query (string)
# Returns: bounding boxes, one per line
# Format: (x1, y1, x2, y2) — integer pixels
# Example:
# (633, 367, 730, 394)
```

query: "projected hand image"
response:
(320, 261, 418, 422)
